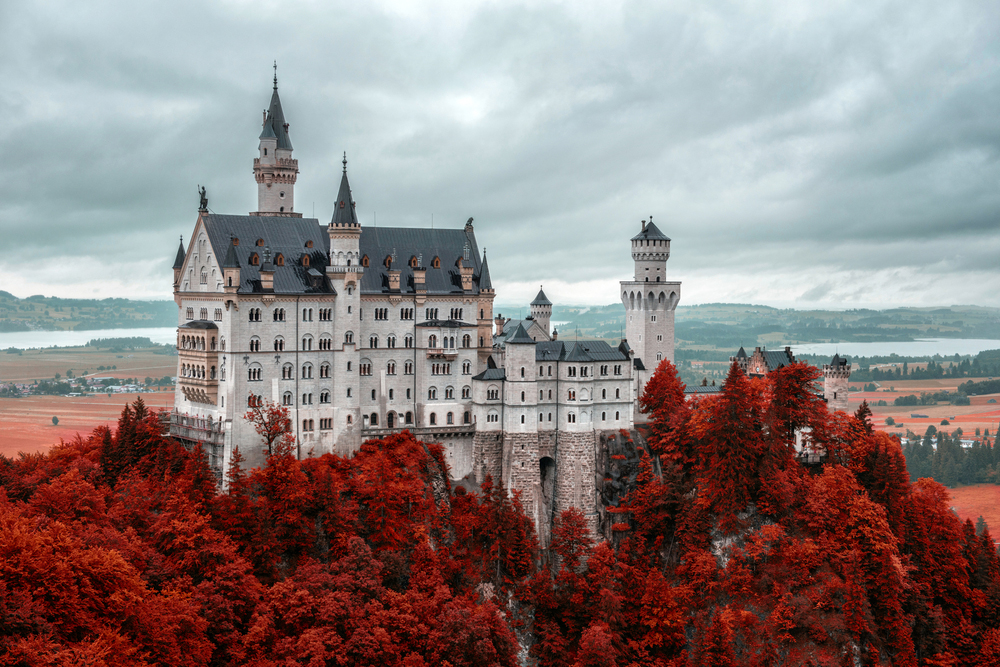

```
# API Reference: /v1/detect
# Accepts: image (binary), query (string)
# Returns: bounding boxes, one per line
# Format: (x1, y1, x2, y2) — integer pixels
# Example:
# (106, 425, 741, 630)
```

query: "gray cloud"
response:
(0, 0, 997, 308)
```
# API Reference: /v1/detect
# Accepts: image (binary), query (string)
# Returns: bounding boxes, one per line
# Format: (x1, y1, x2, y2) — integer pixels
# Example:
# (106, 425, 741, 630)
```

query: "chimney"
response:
(494, 314, 504, 337)
(388, 269, 401, 291)
(552, 328, 558, 340)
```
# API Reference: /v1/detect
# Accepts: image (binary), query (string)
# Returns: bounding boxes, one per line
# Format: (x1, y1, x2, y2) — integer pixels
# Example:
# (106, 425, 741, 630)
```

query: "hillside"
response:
(0, 291, 176, 332)
(493, 302, 1000, 351)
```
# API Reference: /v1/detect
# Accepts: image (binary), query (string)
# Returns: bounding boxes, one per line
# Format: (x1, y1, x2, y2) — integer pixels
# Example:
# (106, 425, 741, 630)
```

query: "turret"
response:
(530, 286, 552, 337)
(172, 236, 186, 289)
(222, 237, 241, 293)
(823, 354, 851, 413)
(631, 217, 670, 282)
(252, 66, 301, 217)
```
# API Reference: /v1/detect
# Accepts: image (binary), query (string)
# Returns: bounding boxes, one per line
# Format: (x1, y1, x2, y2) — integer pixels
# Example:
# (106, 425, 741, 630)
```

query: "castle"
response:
(169, 73, 847, 539)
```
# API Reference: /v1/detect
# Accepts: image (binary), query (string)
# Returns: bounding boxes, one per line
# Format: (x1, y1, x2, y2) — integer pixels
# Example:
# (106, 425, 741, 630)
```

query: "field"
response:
(949, 485, 1000, 536)
(0, 391, 176, 458)
(845, 379, 1000, 437)
(0, 346, 176, 383)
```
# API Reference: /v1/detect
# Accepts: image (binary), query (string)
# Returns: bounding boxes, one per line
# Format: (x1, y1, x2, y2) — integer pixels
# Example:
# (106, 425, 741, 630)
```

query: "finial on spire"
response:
(342, 152, 347, 173)
(273, 61, 278, 90)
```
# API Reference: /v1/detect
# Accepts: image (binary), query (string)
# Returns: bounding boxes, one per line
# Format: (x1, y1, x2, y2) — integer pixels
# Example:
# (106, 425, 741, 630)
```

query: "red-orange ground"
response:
(949, 485, 1000, 537)
(0, 392, 175, 458)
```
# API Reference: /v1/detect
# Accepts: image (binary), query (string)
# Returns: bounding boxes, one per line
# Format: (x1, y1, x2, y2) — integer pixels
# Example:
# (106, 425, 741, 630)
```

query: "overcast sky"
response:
(0, 0, 997, 309)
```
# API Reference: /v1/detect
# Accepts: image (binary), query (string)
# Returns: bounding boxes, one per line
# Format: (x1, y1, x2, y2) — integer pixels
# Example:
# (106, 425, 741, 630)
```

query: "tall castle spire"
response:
(252, 64, 301, 217)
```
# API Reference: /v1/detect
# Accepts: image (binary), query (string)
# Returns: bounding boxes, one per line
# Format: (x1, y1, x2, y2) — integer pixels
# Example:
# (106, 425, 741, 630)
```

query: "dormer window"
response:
(233, 238, 239, 246)
(431, 256, 440, 269)
(409, 256, 418, 268)
(384, 255, 392, 269)
(256, 239, 264, 247)
(305, 240, 314, 248)
(361, 255, 370, 267)
(302, 255, 310, 267)
(249, 253, 260, 266)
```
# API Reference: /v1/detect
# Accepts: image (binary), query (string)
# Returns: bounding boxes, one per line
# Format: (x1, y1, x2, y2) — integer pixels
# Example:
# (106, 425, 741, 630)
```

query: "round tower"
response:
(530, 286, 552, 338)
(823, 354, 851, 413)
(620, 217, 681, 400)
(252, 66, 301, 217)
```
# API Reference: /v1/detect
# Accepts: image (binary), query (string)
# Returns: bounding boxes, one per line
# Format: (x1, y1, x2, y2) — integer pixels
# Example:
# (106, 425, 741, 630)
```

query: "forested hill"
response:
(0, 291, 175, 332)
(493, 302, 1000, 349)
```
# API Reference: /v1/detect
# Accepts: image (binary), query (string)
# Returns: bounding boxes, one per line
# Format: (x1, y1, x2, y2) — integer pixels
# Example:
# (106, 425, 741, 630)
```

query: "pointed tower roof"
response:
(508, 322, 536, 344)
(259, 69, 292, 150)
(172, 237, 186, 269)
(736, 346, 747, 358)
(479, 250, 492, 290)
(331, 155, 359, 226)
(631, 220, 670, 242)
(531, 287, 552, 306)
(222, 238, 240, 268)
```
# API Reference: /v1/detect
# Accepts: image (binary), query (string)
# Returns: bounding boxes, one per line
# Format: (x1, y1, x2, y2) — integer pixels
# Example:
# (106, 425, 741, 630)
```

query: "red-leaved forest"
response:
(2, 360, 999, 666)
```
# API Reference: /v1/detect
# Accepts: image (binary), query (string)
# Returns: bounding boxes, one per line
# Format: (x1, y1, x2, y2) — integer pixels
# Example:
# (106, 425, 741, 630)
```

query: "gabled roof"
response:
(533, 340, 629, 363)
(479, 251, 492, 290)
(507, 322, 536, 344)
(202, 214, 331, 294)
(631, 220, 670, 242)
(531, 287, 552, 306)
(416, 319, 478, 328)
(472, 368, 506, 381)
(331, 168, 358, 227)
(173, 237, 186, 269)
(259, 82, 292, 150)
(359, 225, 485, 296)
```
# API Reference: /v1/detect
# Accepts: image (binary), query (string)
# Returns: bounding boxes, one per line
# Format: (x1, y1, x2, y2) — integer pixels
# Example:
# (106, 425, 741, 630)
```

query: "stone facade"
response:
(823, 354, 851, 412)
(170, 75, 681, 542)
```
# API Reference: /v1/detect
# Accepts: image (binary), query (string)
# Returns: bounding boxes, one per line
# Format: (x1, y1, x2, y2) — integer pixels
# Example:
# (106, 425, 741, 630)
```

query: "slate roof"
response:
(416, 319, 478, 328)
(201, 214, 331, 294)
(331, 169, 359, 227)
(472, 368, 507, 381)
(829, 353, 847, 367)
(685, 385, 722, 394)
(533, 340, 629, 363)
(359, 226, 487, 296)
(260, 83, 292, 150)
(173, 238, 186, 269)
(507, 322, 536, 344)
(221, 239, 240, 269)
(179, 320, 218, 330)
(736, 346, 747, 358)
(762, 349, 795, 371)
(630, 220, 670, 242)
(531, 287, 552, 306)
(479, 252, 492, 290)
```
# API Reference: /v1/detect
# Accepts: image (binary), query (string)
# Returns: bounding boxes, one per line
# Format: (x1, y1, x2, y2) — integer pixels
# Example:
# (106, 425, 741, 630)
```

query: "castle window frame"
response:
(568, 412, 576, 424)
(305, 240, 314, 248)
(404, 361, 414, 375)
(462, 386, 471, 399)
(409, 256, 418, 268)
(320, 390, 331, 404)
(384, 255, 392, 269)
(361, 255, 370, 267)
(387, 361, 396, 375)
(462, 334, 471, 348)
(185, 307, 194, 320)
(249, 337, 261, 352)
(249, 253, 260, 266)
(301, 255, 310, 267)
(446, 387, 455, 399)
(282, 392, 293, 406)
(273, 336, 285, 351)
(345, 331, 354, 344)
(282, 363, 294, 380)
(214, 308, 223, 321)
(462, 361, 471, 375)
(615, 411, 620, 420)
(256, 238, 265, 247)
(275, 253, 285, 266)
(302, 363, 313, 379)
(320, 363, 330, 378)
(429, 413, 437, 425)
(447, 412, 454, 425)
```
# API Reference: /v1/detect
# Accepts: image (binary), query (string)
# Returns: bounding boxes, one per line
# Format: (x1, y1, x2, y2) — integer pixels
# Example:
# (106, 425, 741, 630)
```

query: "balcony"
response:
(426, 348, 459, 359)
(167, 411, 225, 478)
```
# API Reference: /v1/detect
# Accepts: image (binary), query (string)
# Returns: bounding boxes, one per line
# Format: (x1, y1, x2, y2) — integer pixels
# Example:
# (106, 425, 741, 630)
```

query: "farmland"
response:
(0, 391, 175, 458)
(949, 485, 1000, 537)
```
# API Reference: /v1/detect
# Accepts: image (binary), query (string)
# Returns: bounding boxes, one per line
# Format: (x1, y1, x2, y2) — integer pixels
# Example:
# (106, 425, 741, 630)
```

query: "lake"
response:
(791, 338, 1000, 359)
(0, 327, 178, 350)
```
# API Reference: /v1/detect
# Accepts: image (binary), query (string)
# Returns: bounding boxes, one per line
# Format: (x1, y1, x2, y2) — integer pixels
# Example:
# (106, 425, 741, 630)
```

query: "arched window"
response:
(320, 363, 330, 378)
(462, 386, 471, 399)
(462, 334, 471, 348)
(282, 363, 294, 380)
(369, 335, 378, 348)
(282, 392, 293, 406)
(370, 413, 378, 426)
(615, 411, 620, 420)
(249, 337, 261, 352)
(429, 413, 437, 425)
(361, 255, 369, 267)
(409, 256, 418, 268)
(384, 255, 392, 268)
(274, 337, 284, 351)
(320, 391, 330, 404)
(301, 255, 310, 267)
(464, 411, 471, 424)
(429, 335, 438, 348)
(256, 238, 264, 247)
(447, 412, 454, 425)
(345, 331, 354, 344)
(428, 387, 437, 400)
(305, 240, 314, 248)
(405, 411, 413, 424)
(387, 361, 396, 375)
